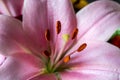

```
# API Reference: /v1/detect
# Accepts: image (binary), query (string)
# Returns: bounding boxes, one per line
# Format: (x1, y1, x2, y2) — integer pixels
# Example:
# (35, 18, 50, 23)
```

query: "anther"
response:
(77, 43, 87, 52)
(56, 21, 61, 34)
(71, 28, 78, 39)
(63, 56, 70, 63)
(43, 50, 51, 57)
(45, 29, 50, 41)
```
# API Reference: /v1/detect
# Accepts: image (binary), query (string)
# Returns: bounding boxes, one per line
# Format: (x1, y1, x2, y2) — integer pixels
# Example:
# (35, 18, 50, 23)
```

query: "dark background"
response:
(88, 0, 120, 3)
(73, 0, 120, 12)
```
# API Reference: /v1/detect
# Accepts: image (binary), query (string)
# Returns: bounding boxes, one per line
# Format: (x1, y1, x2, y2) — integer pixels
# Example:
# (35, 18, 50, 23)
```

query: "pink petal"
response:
(47, 0, 77, 51)
(0, 0, 24, 16)
(0, 15, 27, 56)
(23, 0, 76, 52)
(68, 41, 120, 73)
(28, 74, 57, 80)
(60, 70, 119, 80)
(0, 53, 42, 80)
(61, 41, 120, 80)
(23, 0, 50, 52)
(77, 0, 120, 41)
(81, 11, 120, 41)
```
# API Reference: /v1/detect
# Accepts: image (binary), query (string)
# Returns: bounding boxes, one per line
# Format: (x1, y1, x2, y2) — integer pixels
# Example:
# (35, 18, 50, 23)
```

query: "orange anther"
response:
(71, 28, 78, 39)
(63, 56, 70, 63)
(45, 29, 50, 41)
(77, 43, 87, 52)
(56, 21, 61, 34)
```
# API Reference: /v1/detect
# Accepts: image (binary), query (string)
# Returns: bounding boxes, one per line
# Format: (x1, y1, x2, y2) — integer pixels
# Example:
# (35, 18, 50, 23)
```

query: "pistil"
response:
(54, 27, 79, 65)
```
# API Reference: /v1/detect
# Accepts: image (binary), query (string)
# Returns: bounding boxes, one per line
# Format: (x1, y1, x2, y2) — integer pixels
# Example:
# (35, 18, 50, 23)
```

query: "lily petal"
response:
(60, 70, 119, 80)
(81, 11, 120, 41)
(68, 41, 120, 73)
(23, 0, 76, 52)
(77, 0, 120, 41)
(0, 53, 42, 80)
(23, 0, 49, 52)
(0, 0, 24, 16)
(0, 15, 26, 56)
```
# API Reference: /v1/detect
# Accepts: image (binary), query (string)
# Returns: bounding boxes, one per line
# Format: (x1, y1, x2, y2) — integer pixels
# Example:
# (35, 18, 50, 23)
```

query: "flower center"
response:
(40, 21, 87, 73)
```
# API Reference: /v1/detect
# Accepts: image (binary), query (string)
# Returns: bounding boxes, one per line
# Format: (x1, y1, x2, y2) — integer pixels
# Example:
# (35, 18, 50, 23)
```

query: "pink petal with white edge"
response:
(23, 0, 76, 53)
(0, 53, 42, 80)
(60, 70, 119, 80)
(28, 74, 57, 80)
(0, 15, 27, 56)
(76, 0, 120, 41)
(68, 41, 120, 73)
(0, 0, 24, 16)
(0, 1, 11, 16)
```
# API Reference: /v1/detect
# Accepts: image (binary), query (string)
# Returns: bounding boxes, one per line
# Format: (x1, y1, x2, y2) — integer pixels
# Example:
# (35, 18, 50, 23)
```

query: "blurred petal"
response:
(0, 15, 26, 56)
(0, 0, 24, 16)
(0, 53, 42, 80)
(60, 70, 119, 80)
(76, 0, 120, 41)
(0, 1, 11, 15)
(0, 54, 6, 66)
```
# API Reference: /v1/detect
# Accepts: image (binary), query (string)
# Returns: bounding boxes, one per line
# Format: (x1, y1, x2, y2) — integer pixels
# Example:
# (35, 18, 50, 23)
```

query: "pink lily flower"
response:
(0, 0, 120, 80)
(0, 0, 24, 17)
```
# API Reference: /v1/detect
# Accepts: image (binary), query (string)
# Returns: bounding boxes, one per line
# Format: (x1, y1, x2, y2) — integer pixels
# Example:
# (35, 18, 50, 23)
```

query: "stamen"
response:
(45, 29, 50, 41)
(43, 50, 51, 57)
(71, 28, 78, 40)
(54, 34, 70, 63)
(56, 21, 61, 34)
(52, 21, 61, 63)
(77, 43, 87, 52)
(63, 56, 70, 63)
